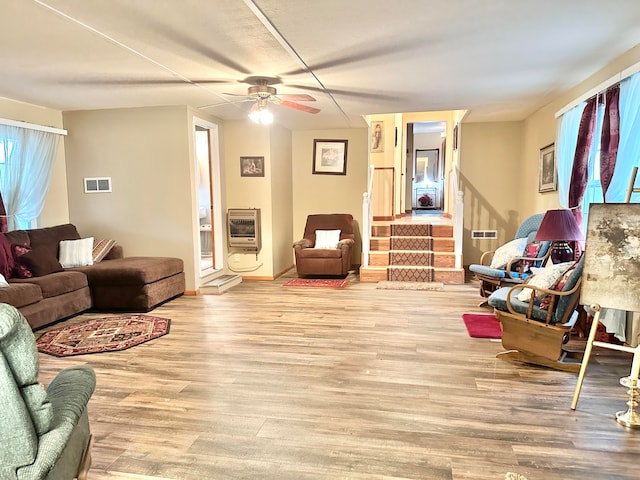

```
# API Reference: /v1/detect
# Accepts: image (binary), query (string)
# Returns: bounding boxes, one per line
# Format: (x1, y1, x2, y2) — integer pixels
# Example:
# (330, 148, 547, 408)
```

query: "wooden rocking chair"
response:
(488, 255, 585, 372)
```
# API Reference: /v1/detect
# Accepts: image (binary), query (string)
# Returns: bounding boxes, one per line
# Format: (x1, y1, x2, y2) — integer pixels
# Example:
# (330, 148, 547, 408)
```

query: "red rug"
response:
(462, 313, 502, 339)
(37, 315, 171, 357)
(283, 278, 349, 288)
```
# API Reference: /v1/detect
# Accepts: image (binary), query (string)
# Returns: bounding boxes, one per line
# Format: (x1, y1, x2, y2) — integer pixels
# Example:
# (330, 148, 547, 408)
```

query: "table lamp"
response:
(533, 209, 583, 263)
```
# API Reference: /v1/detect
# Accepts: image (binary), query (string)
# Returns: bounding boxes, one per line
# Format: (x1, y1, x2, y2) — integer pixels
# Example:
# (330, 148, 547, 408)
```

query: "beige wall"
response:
(0, 98, 69, 226)
(62, 106, 223, 292)
(270, 125, 294, 277)
(223, 120, 276, 278)
(459, 121, 524, 264)
(292, 128, 368, 266)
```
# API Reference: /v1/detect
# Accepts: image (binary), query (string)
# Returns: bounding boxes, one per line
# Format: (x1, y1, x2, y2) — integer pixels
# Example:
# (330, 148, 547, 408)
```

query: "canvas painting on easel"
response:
(581, 203, 640, 312)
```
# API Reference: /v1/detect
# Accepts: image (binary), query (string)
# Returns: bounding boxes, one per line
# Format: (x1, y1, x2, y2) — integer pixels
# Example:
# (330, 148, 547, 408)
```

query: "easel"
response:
(571, 203, 640, 428)
(625, 165, 640, 202)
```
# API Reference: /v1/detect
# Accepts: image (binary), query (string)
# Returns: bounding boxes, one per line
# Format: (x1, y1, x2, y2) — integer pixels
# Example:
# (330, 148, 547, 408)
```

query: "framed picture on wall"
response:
(312, 139, 348, 175)
(240, 156, 264, 177)
(371, 121, 384, 152)
(538, 143, 556, 192)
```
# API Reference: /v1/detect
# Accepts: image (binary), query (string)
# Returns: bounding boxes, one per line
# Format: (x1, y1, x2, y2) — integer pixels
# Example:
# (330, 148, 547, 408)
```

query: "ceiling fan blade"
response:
(278, 100, 320, 114)
(60, 77, 237, 86)
(121, 5, 251, 75)
(276, 94, 316, 102)
(287, 84, 399, 101)
(222, 92, 252, 97)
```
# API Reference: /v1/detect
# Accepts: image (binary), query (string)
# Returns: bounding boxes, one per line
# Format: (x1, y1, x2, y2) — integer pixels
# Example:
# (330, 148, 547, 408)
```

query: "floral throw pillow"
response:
(516, 261, 574, 302)
(489, 237, 528, 269)
(11, 243, 33, 279)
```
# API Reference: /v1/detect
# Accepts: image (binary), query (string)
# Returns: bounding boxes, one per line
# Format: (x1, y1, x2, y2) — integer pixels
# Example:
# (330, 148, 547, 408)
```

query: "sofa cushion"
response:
(296, 248, 343, 259)
(4, 230, 30, 248)
(27, 224, 81, 260)
(11, 244, 33, 279)
(17, 249, 64, 277)
(73, 256, 184, 285)
(488, 286, 549, 323)
(92, 239, 117, 263)
(59, 237, 94, 268)
(0, 282, 43, 308)
(10, 272, 88, 299)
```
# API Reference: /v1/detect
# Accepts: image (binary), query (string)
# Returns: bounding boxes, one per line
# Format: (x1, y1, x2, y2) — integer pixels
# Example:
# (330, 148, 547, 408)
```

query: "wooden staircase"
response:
(360, 221, 465, 283)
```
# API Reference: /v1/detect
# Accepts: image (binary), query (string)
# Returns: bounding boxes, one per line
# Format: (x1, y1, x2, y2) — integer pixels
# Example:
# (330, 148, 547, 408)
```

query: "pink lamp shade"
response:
(534, 209, 583, 263)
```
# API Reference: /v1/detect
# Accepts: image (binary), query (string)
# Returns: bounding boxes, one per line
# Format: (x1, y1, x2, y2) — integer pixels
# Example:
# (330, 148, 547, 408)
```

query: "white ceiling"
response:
(2, 0, 640, 130)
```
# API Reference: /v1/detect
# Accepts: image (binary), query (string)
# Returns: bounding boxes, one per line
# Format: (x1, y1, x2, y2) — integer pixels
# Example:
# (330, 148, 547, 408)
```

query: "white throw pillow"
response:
(59, 237, 95, 268)
(314, 229, 341, 249)
(0, 273, 8, 288)
(489, 237, 528, 269)
(515, 261, 574, 302)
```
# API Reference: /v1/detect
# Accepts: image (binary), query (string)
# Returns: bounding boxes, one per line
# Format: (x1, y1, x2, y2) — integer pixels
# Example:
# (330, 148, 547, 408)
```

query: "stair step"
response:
(200, 274, 242, 294)
(433, 268, 465, 284)
(370, 237, 390, 251)
(369, 251, 389, 266)
(360, 266, 388, 282)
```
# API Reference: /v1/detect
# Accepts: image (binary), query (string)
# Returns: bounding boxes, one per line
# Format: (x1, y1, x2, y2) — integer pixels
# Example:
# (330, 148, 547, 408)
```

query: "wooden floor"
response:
(37, 272, 640, 480)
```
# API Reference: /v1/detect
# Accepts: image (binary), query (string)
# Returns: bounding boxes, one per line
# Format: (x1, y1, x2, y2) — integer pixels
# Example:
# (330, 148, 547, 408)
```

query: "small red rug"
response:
(462, 313, 502, 339)
(283, 278, 349, 288)
(37, 315, 171, 357)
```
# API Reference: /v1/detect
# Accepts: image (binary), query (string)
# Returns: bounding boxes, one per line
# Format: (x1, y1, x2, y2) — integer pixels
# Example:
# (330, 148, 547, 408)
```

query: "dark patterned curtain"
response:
(600, 85, 620, 200)
(568, 96, 598, 229)
(0, 190, 7, 233)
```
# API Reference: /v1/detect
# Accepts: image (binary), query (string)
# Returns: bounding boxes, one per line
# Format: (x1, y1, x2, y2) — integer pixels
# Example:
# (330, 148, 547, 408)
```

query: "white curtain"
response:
(605, 72, 640, 202)
(556, 102, 586, 207)
(0, 125, 60, 230)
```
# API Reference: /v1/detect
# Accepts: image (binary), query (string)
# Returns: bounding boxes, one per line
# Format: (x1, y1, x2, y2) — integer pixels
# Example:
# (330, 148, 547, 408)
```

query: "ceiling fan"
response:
(224, 78, 320, 124)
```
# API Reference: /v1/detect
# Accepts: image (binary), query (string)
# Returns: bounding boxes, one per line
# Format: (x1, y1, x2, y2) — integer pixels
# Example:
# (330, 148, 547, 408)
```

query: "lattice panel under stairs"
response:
(390, 236, 433, 251)
(390, 224, 432, 237)
(390, 251, 434, 266)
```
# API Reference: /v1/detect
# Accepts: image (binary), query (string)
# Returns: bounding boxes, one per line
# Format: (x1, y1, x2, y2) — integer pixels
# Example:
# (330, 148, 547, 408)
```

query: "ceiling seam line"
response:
(242, 0, 352, 127)
(31, 0, 234, 106)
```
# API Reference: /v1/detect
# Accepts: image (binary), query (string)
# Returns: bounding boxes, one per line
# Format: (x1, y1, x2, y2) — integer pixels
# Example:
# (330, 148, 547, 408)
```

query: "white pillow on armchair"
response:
(314, 229, 341, 249)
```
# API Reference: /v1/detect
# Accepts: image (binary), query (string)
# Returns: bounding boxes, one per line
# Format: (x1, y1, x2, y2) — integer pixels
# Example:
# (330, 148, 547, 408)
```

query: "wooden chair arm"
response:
(479, 250, 496, 266)
(504, 280, 582, 324)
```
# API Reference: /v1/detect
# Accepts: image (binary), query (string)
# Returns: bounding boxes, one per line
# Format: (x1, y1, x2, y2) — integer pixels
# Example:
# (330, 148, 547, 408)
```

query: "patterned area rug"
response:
(37, 315, 171, 357)
(376, 281, 444, 291)
(462, 312, 502, 339)
(283, 278, 349, 288)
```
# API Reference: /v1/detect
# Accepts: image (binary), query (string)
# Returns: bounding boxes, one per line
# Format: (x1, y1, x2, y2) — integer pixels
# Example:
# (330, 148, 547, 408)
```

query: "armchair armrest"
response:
(337, 238, 354, 251)
(293, 239, 313, 250)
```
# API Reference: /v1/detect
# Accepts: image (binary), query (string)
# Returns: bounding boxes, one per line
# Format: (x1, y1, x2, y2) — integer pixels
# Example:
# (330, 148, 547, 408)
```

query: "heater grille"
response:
(471, 230, 497, 239)
(84, 177, 112, 193)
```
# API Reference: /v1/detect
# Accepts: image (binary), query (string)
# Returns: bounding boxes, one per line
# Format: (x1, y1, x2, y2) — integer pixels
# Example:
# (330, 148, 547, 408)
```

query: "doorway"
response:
(408, 121, 446, 212)
(194, 119, 223, 277)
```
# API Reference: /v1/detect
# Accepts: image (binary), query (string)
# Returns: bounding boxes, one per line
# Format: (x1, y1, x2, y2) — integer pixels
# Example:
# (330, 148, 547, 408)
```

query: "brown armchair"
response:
(293, 213, 355, 277)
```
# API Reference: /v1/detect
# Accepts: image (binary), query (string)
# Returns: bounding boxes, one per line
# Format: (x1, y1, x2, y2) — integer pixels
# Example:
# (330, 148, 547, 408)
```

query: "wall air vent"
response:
(84, 177, 112, 193)
(471, 230, 498, 239)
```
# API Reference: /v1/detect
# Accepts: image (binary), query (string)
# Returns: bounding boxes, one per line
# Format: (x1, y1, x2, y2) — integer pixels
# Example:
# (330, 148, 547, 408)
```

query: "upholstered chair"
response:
(293, 213, 356, 277)
(0, 304, 95, 480)
(469, 213, 551, 300)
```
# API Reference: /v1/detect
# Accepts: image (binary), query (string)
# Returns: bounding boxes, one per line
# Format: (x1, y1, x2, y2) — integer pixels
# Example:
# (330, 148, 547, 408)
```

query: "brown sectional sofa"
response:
(0, 224, 185, 330)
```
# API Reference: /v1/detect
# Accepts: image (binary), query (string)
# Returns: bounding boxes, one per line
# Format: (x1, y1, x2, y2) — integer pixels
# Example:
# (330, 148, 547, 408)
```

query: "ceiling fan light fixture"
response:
(249, 104, 273, 125)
